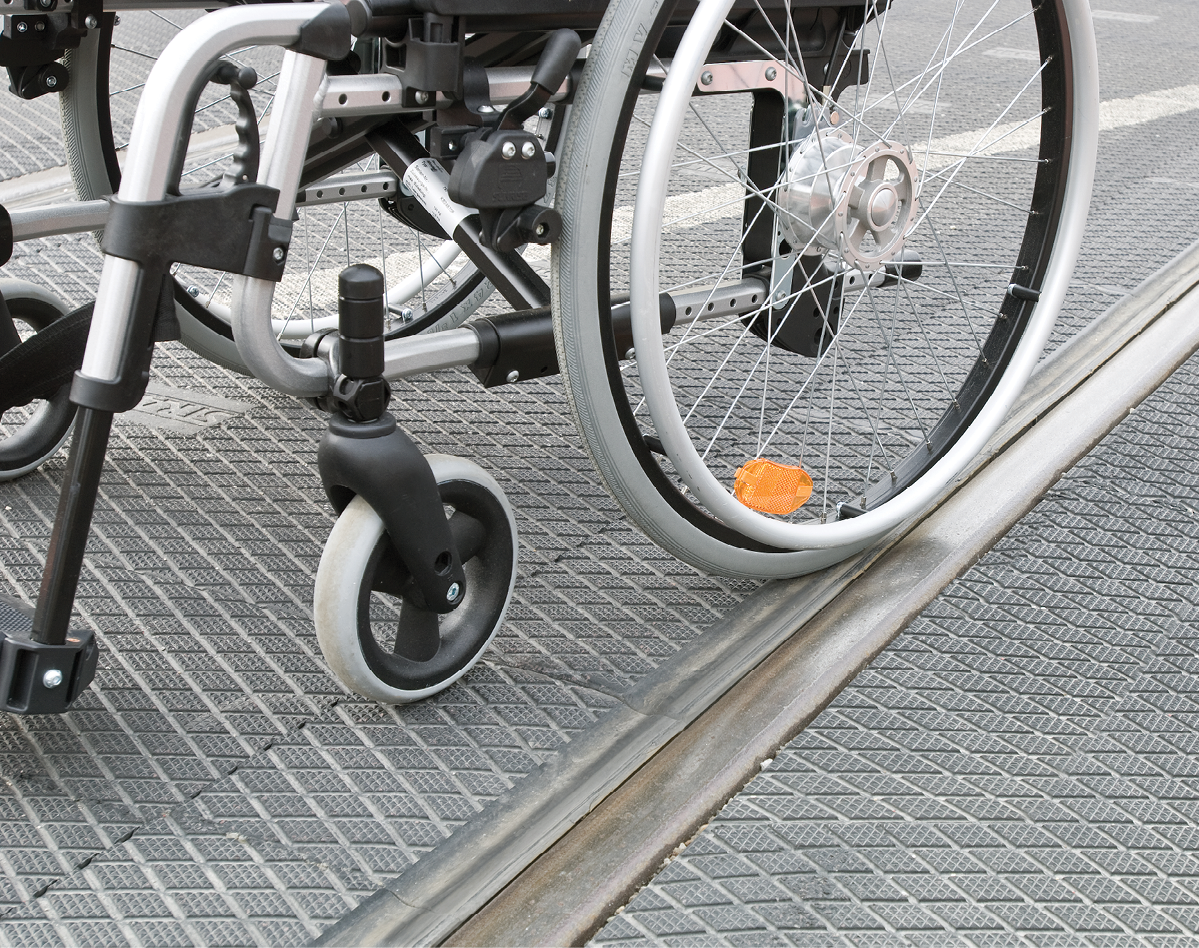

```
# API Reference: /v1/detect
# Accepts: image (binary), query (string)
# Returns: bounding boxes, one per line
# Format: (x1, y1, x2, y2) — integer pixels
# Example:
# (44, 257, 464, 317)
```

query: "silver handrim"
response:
(626, 0, 1097, 551)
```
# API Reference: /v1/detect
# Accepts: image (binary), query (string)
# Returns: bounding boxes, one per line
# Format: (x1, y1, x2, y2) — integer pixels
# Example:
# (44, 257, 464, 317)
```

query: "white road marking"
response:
(984, 47, 1040, 61)
(1091, 10, 1158, 23)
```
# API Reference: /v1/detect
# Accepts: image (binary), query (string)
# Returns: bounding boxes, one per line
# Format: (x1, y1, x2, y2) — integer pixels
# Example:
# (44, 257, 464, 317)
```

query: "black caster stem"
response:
(31, 407, 114, 646)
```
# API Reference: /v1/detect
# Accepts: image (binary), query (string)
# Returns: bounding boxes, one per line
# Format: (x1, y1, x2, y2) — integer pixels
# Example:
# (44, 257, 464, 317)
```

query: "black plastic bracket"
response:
(0, 593, 97, 715)
(381, 14, 465, 103)
(0, 0, 100, 89)
(470, 293, 676, 388)
(317, 264, 465, 613)
(318, 414, 467, 614)
(746, 256, 842, 358)
(102, 184, 290, 279)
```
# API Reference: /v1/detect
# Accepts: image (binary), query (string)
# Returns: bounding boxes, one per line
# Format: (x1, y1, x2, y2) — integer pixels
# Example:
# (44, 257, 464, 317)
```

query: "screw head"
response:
(33, 19, 43, 30)
(478, 104, 494, 113)
(446, 140, 457, 152)
(414, 90, 430, 105)
(84, 14, 97, 28)
(446, 582, 461, 603)
(538, 107, 553, 119)
(44, 74, 57, 89)
(625, 347, 636, 360)
(186, 285, 201, 298)
(534, 222, 547, 237)
(399, 307, 414, 322)
(521, 140, 536, 159)
(42, 669, 63, 689)
(272, 246, 285, 262)
(37, 0, 52, 9)
(15, 20, 27, 32)
(700, 70, 714, 86)
(765, 66, 777, 81)
(506, 369, 520, 383)
(501, 141, 517, 159)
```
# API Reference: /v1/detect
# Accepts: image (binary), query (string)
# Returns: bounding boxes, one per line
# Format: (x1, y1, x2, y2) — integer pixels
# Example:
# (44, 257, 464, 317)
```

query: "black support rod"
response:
(31, 408, 114, 645)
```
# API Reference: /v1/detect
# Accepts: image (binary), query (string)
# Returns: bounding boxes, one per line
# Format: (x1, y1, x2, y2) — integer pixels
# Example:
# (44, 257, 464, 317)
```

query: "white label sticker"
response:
(402, 158, 474, 234)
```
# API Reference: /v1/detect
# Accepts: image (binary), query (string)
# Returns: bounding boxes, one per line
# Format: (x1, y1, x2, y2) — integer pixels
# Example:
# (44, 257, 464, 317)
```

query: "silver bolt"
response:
(44, 74, 57, 89)
(446, 582, 461, 602)
(506, 369, 520, 383)
(700, 70, 713, 86)
(534, 222, 547, 237)
(765, 66, 777, 81)
(446, 140, 457, 152)
(501, 141, 517, 159)
(84, 14, 97, 28)
(521, 141, 536, 159)
(478, 104, 494, 113)
(15, 20, 27, 32)
(414, 90, 430, 105)
(625, 347, 635, 360)
(42, 669, 63, 689)
(272, 246, 285, 262)
(538, 107, 553, 119)
(399, 307, 414, 323)
(186, 285, 201, 298)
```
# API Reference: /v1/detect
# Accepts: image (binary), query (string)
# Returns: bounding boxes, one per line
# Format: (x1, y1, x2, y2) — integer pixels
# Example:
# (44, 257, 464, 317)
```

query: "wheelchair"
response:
(0, 0, 1098, 712)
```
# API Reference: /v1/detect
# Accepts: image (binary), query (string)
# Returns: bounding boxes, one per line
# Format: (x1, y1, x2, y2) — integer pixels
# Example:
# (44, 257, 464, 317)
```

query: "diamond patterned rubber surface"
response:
(0, 161, 749, 946)
(0, 341, 750, 942)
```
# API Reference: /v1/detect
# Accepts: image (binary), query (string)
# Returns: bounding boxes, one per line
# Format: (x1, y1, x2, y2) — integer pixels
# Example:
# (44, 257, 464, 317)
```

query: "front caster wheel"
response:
(314, 455, 518, 704)
(0, 283, 80, 482)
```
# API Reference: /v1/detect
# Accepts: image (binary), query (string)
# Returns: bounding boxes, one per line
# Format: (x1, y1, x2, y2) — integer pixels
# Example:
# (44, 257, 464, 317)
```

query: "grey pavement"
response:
(0, 4, 1197, 948)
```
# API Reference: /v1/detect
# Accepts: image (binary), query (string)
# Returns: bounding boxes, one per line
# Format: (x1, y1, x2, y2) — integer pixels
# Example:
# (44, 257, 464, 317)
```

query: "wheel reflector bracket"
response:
(733, 458, 813, 516)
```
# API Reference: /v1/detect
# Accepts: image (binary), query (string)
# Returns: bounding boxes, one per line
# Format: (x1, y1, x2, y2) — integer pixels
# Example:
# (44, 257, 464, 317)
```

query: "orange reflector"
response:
(734, 458, 813, 515)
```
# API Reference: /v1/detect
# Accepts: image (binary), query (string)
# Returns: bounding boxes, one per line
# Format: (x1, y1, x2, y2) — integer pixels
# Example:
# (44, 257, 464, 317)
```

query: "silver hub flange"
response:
(777, 128, 920, 273)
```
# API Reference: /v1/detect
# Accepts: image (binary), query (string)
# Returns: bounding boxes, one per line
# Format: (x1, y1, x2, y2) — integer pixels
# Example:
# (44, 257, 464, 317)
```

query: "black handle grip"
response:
(531, 29, 582, 93)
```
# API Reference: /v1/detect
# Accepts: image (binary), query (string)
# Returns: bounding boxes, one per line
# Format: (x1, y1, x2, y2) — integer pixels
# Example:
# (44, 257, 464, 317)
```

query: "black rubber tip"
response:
(339, 264, 385, 301)
(532, 29, 582, 93)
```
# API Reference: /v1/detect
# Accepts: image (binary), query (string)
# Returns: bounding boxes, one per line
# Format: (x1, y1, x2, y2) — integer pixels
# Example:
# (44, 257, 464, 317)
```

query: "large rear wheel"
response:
(554, 0, 1097, 578)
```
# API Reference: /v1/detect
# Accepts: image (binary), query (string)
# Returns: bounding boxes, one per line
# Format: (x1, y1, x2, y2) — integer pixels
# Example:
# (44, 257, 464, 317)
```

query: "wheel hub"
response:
(777, 128, 920, 272)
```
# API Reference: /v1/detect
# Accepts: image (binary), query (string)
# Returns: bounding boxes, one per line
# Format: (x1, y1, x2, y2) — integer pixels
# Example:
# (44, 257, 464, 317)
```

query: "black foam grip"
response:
(531, 29, 582, 93)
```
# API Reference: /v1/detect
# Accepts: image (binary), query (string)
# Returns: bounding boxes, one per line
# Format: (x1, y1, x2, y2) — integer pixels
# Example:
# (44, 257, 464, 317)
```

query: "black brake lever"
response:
(498, 29, 581, 130)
